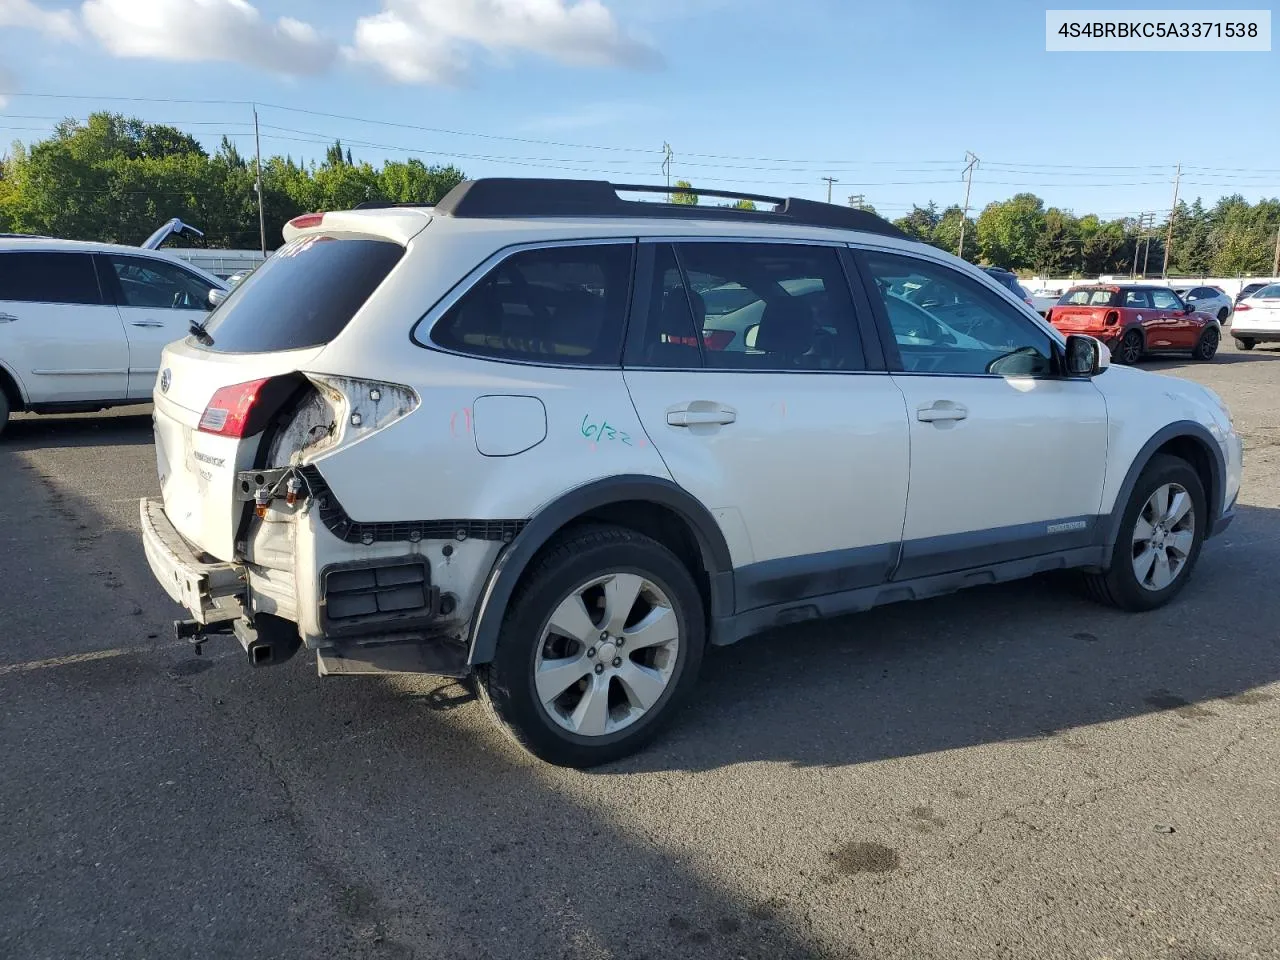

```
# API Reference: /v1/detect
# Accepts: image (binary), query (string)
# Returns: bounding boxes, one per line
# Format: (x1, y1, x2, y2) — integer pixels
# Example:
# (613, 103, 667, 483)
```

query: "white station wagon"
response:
(0, 237, 226, 432)
(140, 179, 1242, 767)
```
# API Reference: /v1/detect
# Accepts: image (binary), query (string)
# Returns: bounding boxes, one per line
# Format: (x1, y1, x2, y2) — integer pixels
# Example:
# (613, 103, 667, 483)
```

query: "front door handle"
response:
(129, 320, 165, 328)
(667, 403, 737, 427)
(0, 312, 17, 323)
(917, 401, 968, 423)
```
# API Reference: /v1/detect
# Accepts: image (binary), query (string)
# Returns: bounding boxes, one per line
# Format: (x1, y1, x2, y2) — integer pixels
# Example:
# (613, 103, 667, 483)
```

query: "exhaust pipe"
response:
(233, 615, 302, 668)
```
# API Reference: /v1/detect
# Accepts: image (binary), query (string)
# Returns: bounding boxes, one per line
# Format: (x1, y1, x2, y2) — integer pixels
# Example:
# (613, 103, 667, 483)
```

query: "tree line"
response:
(0, 113, 465, 250)
(891, 192, 1280, 278)
(1, 114, 1277, 277)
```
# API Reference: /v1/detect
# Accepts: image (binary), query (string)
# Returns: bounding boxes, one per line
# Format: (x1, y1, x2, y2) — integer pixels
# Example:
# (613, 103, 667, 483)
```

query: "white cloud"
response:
(348, 0, 659, 86)
(0, 0, 79, 40)
(81, 0, 336, 76)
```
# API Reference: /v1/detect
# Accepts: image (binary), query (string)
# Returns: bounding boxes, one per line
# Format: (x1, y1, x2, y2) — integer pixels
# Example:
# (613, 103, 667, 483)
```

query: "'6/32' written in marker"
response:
(581, 414, 634, 446)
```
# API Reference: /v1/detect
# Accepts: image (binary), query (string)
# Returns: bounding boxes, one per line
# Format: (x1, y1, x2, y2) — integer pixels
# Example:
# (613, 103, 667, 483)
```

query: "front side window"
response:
(861, 251, 1053, 377)
(106, 255, 215, 310)
(1149, 288, 1183, 310)
(0, 252, 102, 305)
(430, 243, 634, 365)
(627, 242, 864, 372)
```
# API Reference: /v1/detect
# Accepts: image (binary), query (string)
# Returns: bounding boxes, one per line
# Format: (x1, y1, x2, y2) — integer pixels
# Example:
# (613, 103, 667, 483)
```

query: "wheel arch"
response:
(467, 475, 735, 665)
(1102, 421, 1225, 554)
(0, 359, 27, 412)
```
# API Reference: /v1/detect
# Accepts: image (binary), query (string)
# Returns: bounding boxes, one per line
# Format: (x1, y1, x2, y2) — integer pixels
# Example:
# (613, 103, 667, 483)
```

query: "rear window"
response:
(1254, 283, 1280, 299)
(199, 235, 404, 353)
(1058, 288, 1116, 307)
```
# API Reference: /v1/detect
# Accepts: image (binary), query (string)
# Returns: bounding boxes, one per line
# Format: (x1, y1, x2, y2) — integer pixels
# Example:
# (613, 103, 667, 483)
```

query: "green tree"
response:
(893, 203, 939, 241)
(976, 193, 1045, 269)
(931, 205, 974, 256)
(731, 198, 756, 210)
(671, 180, 698, 205)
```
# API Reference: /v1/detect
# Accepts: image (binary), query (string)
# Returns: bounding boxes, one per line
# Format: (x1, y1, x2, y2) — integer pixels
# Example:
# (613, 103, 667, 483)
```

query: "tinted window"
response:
(674, 242, 863, 371)
(1123, 289, 1151, 309)
(626, 244, 704, 368)
(1253, 283, 1280, 299)
(1187, 287, 1215, 300)
(1149, 288, 1182, 310)
(1060, 288, 1116, 307)
(201, 235, 404, 353)
(0, 252, 102, 305)
(863, 251, 1053, 377)
(431, 244, 633, 365)
(107, 255, 215, 310)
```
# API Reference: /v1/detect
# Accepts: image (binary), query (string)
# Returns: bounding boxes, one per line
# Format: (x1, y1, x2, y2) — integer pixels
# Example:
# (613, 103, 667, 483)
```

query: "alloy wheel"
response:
(533, 572, 680, 737)
(1131, 482, 1196, 591)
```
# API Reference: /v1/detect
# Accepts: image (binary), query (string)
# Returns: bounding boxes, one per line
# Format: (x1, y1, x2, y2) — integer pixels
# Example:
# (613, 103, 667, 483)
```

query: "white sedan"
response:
(1230, 283, 1280, 350)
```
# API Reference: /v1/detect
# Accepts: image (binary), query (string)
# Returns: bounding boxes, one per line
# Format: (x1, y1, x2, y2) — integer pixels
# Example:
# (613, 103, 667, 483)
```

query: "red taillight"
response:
(288, 212, 324, 230)
(199, 378, 272, 437)
(702, 329, 736, 351)
(1235, 302, 1251, 311)
(1104, 310, 1119, 326)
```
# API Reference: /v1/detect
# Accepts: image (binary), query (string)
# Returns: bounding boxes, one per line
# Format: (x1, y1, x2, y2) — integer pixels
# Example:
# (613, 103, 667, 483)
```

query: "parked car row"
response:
(1047, 284, 1222, 364)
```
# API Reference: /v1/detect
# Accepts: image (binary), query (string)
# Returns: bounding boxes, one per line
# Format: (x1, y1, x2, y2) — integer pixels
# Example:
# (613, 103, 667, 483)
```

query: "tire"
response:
(476, 524, 706, 767)
(1217, 307, 1229, 323)
(1116, 329, 1144, 365)
(1193, 326, 1220, 361)
(1082, 454, 1206, 612)
(0, 389, 9, 437)
(1235, 337, 1256, 351)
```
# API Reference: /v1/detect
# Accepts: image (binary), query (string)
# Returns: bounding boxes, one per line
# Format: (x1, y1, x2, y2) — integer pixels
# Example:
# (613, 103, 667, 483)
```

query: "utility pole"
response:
(1132, 211, 1155, 279)
(822, 176, 838, 204)
(1162, 161, 1181, 278)
(1273, 221, 1279, 278)
(847, 193, 866, 210)
(957, 151, 979, 259)
(253, 105, 266, 257)
(661, 142, 673, 201)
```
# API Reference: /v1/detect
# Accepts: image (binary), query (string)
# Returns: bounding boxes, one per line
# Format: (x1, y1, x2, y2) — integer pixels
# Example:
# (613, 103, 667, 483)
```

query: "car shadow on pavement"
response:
(609, 503, 1280, 776)
(4, 409, 154, 450)
(0, 428, 830, 960)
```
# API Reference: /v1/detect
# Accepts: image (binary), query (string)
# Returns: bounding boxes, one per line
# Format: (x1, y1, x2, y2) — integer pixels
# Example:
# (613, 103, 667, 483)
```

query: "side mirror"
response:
(1064, 334, 1107, 377)
(1184, 302, 1195, 314)
(208, 288, 227, 308)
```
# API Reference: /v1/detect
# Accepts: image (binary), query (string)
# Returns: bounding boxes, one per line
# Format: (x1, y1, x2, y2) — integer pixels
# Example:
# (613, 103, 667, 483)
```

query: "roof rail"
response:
(428, 178, 909, 240)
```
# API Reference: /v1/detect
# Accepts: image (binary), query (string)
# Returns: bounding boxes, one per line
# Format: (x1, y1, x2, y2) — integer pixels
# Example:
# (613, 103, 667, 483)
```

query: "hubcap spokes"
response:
(1131, 482, 1195, 591)
(534, 573, 680, 737)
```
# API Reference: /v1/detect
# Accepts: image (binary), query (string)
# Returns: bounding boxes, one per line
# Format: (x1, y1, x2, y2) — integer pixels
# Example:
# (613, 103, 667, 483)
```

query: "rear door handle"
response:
(667, 404, 737, 427)
(129, 320, 165, 328)
(0, 312, 17, 323)
(917, 401, 968, 423)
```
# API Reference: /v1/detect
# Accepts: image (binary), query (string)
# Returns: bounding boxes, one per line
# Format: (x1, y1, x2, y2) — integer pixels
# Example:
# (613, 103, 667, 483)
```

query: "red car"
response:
(1048, 284, 1222, 364)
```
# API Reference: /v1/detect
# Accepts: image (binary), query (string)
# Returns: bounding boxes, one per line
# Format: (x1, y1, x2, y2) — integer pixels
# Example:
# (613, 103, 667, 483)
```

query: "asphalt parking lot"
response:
(2, 344, 1278, 960)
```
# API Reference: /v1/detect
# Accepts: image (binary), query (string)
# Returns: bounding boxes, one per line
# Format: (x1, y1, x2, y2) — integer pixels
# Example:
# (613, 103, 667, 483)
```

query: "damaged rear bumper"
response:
(140, 497, 245, 623)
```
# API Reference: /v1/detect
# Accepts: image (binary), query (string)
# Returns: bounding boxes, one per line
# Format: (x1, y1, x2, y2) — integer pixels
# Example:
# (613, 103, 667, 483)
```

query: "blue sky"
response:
(1, 0, 1278, 222)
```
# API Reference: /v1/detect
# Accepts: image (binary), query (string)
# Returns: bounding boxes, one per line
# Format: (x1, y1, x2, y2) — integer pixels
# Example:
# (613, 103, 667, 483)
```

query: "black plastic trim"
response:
(895, 515, 1101, 581)
(299, 465, 527, 545)
(734, 543, 899, 612)
(318, 556, 440, 639)
(430, 178, 910, 239)
(1101, 421, 1226, 549)
(713, 546, 1104, 647)
(466, 474, 735, 664)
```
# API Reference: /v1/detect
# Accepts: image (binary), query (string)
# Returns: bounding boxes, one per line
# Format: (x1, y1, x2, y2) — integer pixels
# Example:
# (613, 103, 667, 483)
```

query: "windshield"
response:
(1058, 288, 1116, 306)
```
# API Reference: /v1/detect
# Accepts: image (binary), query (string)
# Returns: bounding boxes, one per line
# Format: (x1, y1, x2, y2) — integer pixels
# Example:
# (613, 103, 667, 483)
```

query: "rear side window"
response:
(429, 243, 634, 366)
(0, 252, 103, 305)
(627, 242, 865, 372)
(200, 235, 404, 353)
